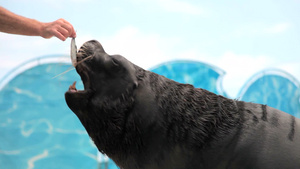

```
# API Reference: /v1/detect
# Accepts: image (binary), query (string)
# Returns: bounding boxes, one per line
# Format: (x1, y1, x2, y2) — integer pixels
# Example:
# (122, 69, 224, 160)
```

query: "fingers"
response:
(58, 18, 76, 38)
(52, 29, 67, 41)
(41, 18, 76, 41)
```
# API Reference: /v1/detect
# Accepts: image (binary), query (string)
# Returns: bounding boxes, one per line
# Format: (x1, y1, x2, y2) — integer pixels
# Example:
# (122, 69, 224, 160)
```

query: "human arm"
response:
(0, 6, 76, 41)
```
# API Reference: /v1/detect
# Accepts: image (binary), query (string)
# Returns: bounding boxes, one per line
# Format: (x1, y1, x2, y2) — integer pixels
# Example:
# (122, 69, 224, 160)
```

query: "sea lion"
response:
(65, 40, 300, 169)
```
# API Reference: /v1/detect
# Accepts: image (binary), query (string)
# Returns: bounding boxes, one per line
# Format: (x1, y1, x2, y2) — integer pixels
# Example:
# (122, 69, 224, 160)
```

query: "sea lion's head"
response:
(64, 40, 159, 161)
(65, 40, 138, 116)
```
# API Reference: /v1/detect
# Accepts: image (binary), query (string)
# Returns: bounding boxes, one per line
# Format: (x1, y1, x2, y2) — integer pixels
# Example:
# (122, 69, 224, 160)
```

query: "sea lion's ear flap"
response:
(133, 81, 138, 89)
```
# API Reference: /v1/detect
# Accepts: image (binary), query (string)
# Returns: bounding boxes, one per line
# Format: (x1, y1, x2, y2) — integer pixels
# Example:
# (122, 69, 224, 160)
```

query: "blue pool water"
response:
(0, 55, 299, 169)
(0, 57, 98, 169)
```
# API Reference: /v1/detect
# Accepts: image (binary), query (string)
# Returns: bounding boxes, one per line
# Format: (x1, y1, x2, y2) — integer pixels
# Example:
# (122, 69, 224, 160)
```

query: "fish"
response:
(70, 38, 77, 66)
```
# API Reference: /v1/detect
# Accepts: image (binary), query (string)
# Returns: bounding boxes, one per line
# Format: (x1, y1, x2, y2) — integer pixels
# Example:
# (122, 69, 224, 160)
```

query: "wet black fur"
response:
(65, 40, 300, 169)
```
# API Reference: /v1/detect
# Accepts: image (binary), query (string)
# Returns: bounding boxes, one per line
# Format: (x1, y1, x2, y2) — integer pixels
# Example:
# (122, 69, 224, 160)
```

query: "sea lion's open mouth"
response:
(69, 38, 90, 93)
(68, 81, 89, 94)
(69, 42, 98, 93)
(68, 42, 94, 93)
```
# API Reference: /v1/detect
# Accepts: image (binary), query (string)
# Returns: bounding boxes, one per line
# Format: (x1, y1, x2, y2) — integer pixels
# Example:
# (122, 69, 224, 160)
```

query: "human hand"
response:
(41, 18, 76, 41)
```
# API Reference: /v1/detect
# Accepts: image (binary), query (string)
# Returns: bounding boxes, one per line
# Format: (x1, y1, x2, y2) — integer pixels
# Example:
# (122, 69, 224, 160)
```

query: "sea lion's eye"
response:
(112, 58, 119, 67)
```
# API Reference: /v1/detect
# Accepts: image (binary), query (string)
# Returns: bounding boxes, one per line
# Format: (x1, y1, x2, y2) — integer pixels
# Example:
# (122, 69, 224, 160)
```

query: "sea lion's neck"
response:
(80, 88, 140, 155)
(148, 72, 241, 148)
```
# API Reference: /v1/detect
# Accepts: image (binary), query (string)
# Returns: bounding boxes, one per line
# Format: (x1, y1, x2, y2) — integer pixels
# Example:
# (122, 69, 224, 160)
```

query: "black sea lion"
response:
(65, 40, 300, 169)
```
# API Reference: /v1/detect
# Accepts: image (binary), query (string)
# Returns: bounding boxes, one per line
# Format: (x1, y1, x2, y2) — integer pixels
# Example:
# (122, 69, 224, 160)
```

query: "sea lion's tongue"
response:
(70, 38, 77, 67)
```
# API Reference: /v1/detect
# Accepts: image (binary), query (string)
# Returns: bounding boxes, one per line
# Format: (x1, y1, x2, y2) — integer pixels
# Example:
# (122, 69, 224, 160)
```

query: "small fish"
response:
(71, 38, 77, 66)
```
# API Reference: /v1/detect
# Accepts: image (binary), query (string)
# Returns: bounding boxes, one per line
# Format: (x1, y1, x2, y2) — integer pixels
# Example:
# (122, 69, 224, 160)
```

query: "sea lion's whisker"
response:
(75, 55, 93, 66)
(52, 67, 75, 79)
(53, 55, 94, 79)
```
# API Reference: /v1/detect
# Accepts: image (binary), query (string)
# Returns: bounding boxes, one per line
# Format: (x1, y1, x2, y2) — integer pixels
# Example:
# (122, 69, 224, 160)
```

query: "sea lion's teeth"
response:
(71, 81, 77, 88)
(71, 38, 77, 67)
(69, 81, 77, 92)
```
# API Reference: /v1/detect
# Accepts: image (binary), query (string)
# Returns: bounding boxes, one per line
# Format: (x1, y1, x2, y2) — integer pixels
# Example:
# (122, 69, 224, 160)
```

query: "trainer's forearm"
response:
(0, 6, 43, 36)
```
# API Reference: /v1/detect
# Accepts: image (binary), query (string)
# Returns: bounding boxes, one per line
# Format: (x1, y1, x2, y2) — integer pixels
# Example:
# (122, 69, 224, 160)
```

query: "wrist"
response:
(35, 20, 45, 37)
